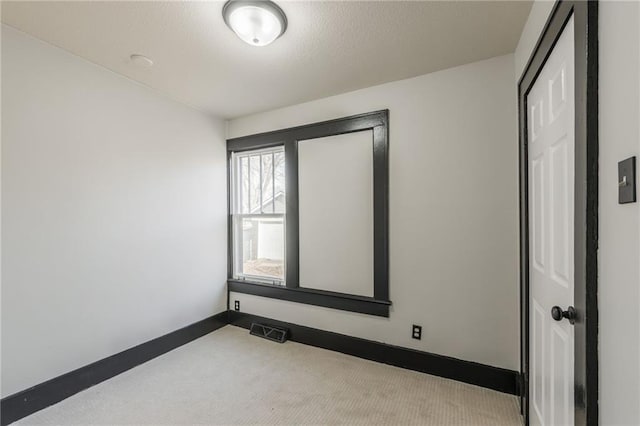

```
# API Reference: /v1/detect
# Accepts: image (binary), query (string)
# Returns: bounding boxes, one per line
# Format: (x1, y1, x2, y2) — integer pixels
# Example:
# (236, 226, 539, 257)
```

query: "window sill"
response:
(227, 279, 391, 317)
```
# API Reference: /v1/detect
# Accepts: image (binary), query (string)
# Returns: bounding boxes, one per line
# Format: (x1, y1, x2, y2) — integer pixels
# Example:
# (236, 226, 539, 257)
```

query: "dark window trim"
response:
(284, 139, 299, 287)
(227, 110, 391, 317)
(517, 1, 598, 424)
(226, 111, 387, 152)
(228, 280, 391, 317)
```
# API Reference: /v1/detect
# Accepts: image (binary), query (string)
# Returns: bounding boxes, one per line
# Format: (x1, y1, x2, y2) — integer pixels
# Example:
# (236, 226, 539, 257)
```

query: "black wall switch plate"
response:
(619, 156, 636, 204)
(412, 325, 422, 340)
(234, 300, 240, 311)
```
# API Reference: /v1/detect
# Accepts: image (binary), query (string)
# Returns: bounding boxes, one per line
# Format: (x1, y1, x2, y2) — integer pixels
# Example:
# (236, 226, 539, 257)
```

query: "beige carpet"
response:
(16, 326, 522, 425)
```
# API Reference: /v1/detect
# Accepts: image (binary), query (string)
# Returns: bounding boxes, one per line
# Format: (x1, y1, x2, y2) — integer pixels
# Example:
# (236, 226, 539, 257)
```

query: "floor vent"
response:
(249, 322, 289, 343)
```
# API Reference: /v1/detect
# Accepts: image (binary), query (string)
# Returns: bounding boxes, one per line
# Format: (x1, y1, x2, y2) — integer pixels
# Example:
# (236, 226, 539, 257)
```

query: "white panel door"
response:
(528, 16, 575, 426)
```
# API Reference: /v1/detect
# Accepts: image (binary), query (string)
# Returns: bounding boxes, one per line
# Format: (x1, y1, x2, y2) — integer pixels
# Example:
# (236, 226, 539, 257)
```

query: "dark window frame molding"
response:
(227, 110, 391, 317)
(227, 279, 391, 317)
(517, 1, 598, 424)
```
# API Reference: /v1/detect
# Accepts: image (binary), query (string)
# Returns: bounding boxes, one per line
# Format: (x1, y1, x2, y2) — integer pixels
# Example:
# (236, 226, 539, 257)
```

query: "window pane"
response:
(274, 151, 285, 213)
(240, 156, 249, 214)
(262, 154, 274, 213)
(249, 155, 261, 213)
(232, 146, 286, 283)
(234, 215, 285, 282)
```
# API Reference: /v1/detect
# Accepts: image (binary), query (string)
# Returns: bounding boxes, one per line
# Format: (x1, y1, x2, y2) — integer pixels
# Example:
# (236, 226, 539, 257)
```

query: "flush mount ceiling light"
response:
(222, 0, 287, 47)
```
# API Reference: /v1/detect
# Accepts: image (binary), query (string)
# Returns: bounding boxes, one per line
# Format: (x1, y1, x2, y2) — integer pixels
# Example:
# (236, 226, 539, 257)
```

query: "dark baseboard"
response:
(2, 309, 520, 425)
(0, 312, 228, 426)
(228, 311, 520, 396)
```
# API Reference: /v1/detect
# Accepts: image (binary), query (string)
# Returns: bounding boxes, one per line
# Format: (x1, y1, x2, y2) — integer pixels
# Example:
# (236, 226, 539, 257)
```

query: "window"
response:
(231, 147, 286, 284)
(227, 110, 391, 317)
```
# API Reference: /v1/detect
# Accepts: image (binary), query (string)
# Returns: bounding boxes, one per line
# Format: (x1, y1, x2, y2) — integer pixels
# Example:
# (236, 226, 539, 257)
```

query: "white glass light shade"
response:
(223, 1, 287, 47)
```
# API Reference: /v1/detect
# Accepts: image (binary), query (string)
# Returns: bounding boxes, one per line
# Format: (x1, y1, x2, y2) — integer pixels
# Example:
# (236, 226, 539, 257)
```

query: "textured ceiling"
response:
(1, 1, 532, 119)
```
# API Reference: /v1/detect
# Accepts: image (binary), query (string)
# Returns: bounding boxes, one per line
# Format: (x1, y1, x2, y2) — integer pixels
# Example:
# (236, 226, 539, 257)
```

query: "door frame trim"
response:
(518, 1, 599, 425)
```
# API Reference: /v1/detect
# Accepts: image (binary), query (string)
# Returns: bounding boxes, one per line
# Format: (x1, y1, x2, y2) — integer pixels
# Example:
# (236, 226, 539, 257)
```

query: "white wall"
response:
(599, 2, 640, 424)
(228, 54, 520, 371)
(514, 0, 556, 80)
(515, 2, 640, 424)
(1, 25, 228, 397)
(298, 131, 374, 297)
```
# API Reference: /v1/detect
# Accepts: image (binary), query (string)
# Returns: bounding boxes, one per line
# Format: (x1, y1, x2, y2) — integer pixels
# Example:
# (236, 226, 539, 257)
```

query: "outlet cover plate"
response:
(412, 325, 422, 340)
